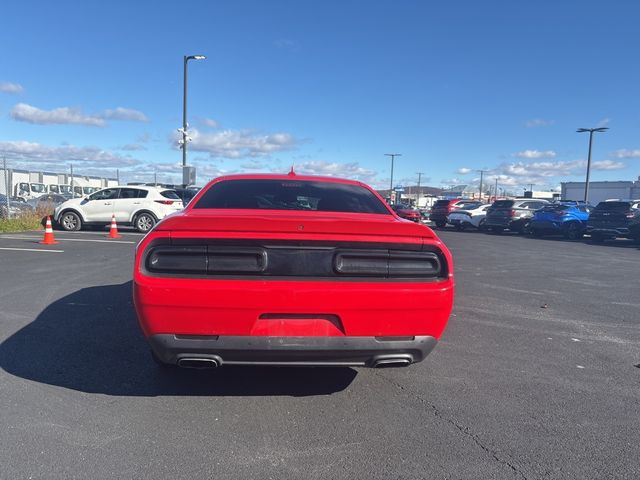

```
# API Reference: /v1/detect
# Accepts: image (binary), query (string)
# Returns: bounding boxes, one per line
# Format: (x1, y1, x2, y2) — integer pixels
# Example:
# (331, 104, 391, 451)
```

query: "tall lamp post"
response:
(577, 127, 608, 202)
(384, 153, 401, 204)
(181, 54, 206, 186)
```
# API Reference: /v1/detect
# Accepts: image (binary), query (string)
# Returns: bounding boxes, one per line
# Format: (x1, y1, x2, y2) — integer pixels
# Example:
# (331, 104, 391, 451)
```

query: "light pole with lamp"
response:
(577, 127, 608, 202)
(385, 153, 401, 204)
(181, 54, 206, 186)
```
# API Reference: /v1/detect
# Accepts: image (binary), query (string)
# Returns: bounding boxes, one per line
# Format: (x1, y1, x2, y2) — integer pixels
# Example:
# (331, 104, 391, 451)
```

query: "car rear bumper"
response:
(148, 333, 437, 367)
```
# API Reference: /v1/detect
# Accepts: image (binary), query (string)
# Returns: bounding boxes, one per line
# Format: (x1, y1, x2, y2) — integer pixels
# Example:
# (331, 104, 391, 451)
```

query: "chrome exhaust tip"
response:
(177, 357, 220, 369)
(372, 355, 413, 368)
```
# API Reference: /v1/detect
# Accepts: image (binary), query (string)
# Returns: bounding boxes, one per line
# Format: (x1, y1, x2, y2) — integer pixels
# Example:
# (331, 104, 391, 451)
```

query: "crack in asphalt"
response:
(375, 372, 529, 480)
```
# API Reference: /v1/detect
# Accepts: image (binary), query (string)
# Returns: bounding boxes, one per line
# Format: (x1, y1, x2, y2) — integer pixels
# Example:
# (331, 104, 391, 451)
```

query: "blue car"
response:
(528, 201, 592, 240)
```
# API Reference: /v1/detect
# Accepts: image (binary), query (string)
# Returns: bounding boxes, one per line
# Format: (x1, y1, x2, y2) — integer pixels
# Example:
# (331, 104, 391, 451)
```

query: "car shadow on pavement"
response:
(0, 281, 357, 397)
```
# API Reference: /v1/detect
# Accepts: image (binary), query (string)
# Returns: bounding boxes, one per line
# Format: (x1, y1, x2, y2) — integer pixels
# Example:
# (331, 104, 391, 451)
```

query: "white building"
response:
(561, 178, 640, 204)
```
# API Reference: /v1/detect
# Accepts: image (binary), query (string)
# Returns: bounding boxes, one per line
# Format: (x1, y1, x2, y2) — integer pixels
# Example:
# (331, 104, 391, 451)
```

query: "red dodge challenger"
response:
(133, 173, 454, 369)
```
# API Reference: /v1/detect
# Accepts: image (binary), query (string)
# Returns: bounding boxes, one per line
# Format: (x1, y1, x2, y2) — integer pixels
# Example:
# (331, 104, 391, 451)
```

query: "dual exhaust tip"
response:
(175, 354, 413, 369)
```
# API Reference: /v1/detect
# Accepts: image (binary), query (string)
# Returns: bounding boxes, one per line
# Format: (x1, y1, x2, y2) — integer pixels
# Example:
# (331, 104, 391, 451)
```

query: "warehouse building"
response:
(561, 177, 640, 204)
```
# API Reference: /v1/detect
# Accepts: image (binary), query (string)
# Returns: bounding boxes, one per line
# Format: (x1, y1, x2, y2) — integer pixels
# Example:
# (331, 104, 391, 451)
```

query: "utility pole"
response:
(116, 169, 120, 185)
(70, 164, 74, 197)
(477, 169, 486, 201)
(577, 127, 608, 202)
(416, 172, 424, 207)
(384, 153, 401, 204)
(494, 177, 498, 201)
(3, 157, 10, 217)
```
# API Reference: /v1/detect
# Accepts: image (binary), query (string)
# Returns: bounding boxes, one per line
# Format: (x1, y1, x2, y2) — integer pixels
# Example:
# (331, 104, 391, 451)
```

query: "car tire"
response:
(59, 211, 82, 231)
(490, 227, 503, 234)
(531, 228, 544, 238)
(134, 212, 156, 233)
(590, 233, 605, 244)
(435, 221, 446, 228)
(564, 222, 583, 240)
(478, 219, 487, 232)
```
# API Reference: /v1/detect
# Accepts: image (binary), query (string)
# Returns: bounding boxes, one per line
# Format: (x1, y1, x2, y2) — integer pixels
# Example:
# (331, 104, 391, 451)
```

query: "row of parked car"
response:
(420, 197, 640, 243)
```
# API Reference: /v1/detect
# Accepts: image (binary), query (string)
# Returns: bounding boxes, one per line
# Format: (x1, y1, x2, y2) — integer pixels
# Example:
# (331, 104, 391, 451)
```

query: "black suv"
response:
(586, 200, 640, 243)
(484, 199, 549, 233)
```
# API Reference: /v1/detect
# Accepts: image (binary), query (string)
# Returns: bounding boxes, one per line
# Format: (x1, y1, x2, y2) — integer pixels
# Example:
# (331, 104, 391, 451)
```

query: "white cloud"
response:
(119, 143, 147, 151)
(591, 160, 625, 170)
(525, 119, 554, 128)
(178, 128, 298, 159)
(103, 107, 148, 122)
(611, 149, 640, 159)
(10, 103, 149, 126)
(0, 82, 24, 94)
(274, 38, 299, 51)
(456, 167, 472, 174)
(11, 103, 105, 127)
(596, 118, 611, 128)
(512, 150, 557, 159)
(200, 117, 220, 128)
(0, 140, 140, 170)
(293, 161, 378, 184)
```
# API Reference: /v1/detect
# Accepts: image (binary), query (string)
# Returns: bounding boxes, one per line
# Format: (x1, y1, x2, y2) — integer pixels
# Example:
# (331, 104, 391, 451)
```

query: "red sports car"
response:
(133, 173, 454, 369)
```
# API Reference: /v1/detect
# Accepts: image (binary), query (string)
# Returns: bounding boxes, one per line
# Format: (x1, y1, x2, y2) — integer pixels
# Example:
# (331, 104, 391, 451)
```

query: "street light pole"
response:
(182, 54, 206, 185)
(384, 153, 401, 204)
(494, 177, 498, 201)
(577, 127, 608, 202)
(477, 169, 486, 201)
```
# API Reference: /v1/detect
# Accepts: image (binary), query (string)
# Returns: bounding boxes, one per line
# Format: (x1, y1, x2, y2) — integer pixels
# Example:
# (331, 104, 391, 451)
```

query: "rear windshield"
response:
(459, 203, 482, 210)
(594, 201, 631, 212)
(161, 190, 181, 200)
(434, 200, 451, 207)
(492, 200, 514, 208)
(193, 179, 390, 214)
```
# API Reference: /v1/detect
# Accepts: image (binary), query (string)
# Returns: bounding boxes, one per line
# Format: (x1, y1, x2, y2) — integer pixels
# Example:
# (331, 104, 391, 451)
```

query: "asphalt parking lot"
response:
(0, 227, 639, 479)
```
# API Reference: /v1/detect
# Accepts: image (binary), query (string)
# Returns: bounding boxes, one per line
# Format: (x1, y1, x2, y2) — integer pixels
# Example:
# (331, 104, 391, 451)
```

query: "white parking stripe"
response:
(0, 247, 64, 253)
(0, 235, 136, 244)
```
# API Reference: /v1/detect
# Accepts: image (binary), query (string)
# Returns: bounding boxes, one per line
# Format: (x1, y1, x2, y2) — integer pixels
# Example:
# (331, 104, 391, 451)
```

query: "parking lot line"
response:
(0, 247, 64, 253)
(0, 235, 136, 244)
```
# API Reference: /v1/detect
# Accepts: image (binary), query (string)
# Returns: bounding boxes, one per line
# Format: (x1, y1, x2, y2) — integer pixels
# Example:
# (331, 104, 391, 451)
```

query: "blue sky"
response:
(1, 0, 639, 193)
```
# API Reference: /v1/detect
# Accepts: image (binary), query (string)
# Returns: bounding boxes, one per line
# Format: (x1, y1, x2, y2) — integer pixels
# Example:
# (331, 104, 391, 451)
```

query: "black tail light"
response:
(143, 241, 447, 280)
(334, 250, 442, 278)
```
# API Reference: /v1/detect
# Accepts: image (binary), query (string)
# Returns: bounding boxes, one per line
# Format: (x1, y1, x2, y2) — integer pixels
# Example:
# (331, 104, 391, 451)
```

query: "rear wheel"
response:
(60, 211, 82, 231)
(590, 233, 605, 244)
(134, 212, 156, 233)
(478, 218, 487, 232)
(435, 220, 446, 228)
(564, 222, 583, 240)
(490, 227, 503, 234)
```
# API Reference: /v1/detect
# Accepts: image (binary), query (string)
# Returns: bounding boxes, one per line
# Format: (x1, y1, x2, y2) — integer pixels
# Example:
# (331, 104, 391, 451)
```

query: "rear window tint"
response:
(492, 200, 514, 208)
(161, 190, 180, 200)
(434, 200, 451, 207)
(193, 179, 390, 214)
(594, 201, 631, 211)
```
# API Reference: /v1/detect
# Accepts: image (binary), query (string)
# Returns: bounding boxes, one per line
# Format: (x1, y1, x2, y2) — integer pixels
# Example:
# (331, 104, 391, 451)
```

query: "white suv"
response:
(53, 186, 184, 233)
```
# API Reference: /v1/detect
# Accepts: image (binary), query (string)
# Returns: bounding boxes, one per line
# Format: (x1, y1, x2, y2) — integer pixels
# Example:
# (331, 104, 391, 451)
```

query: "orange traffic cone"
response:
(108, 214, 121, 239)
(39, 216, 58, 245)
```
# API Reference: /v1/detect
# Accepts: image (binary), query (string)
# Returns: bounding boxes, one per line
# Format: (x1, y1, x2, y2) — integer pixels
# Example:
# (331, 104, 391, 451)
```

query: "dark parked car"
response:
(586, 200, 640, 243)
(392, 204, 422, 222)
(429, 199, 482, 228)
(484, 199, 550, 234)
(528, 201, 592, 239)
(0, 194, 35, 218)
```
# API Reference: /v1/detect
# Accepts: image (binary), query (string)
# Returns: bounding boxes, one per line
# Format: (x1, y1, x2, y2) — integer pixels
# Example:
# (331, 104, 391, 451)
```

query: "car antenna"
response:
(288, 165, 296, 176)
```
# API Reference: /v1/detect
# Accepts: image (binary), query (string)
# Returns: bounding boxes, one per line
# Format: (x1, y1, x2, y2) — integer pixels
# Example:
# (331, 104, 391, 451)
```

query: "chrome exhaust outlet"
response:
(372, 355, 413, 368)
(177, 357, 220, 369)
